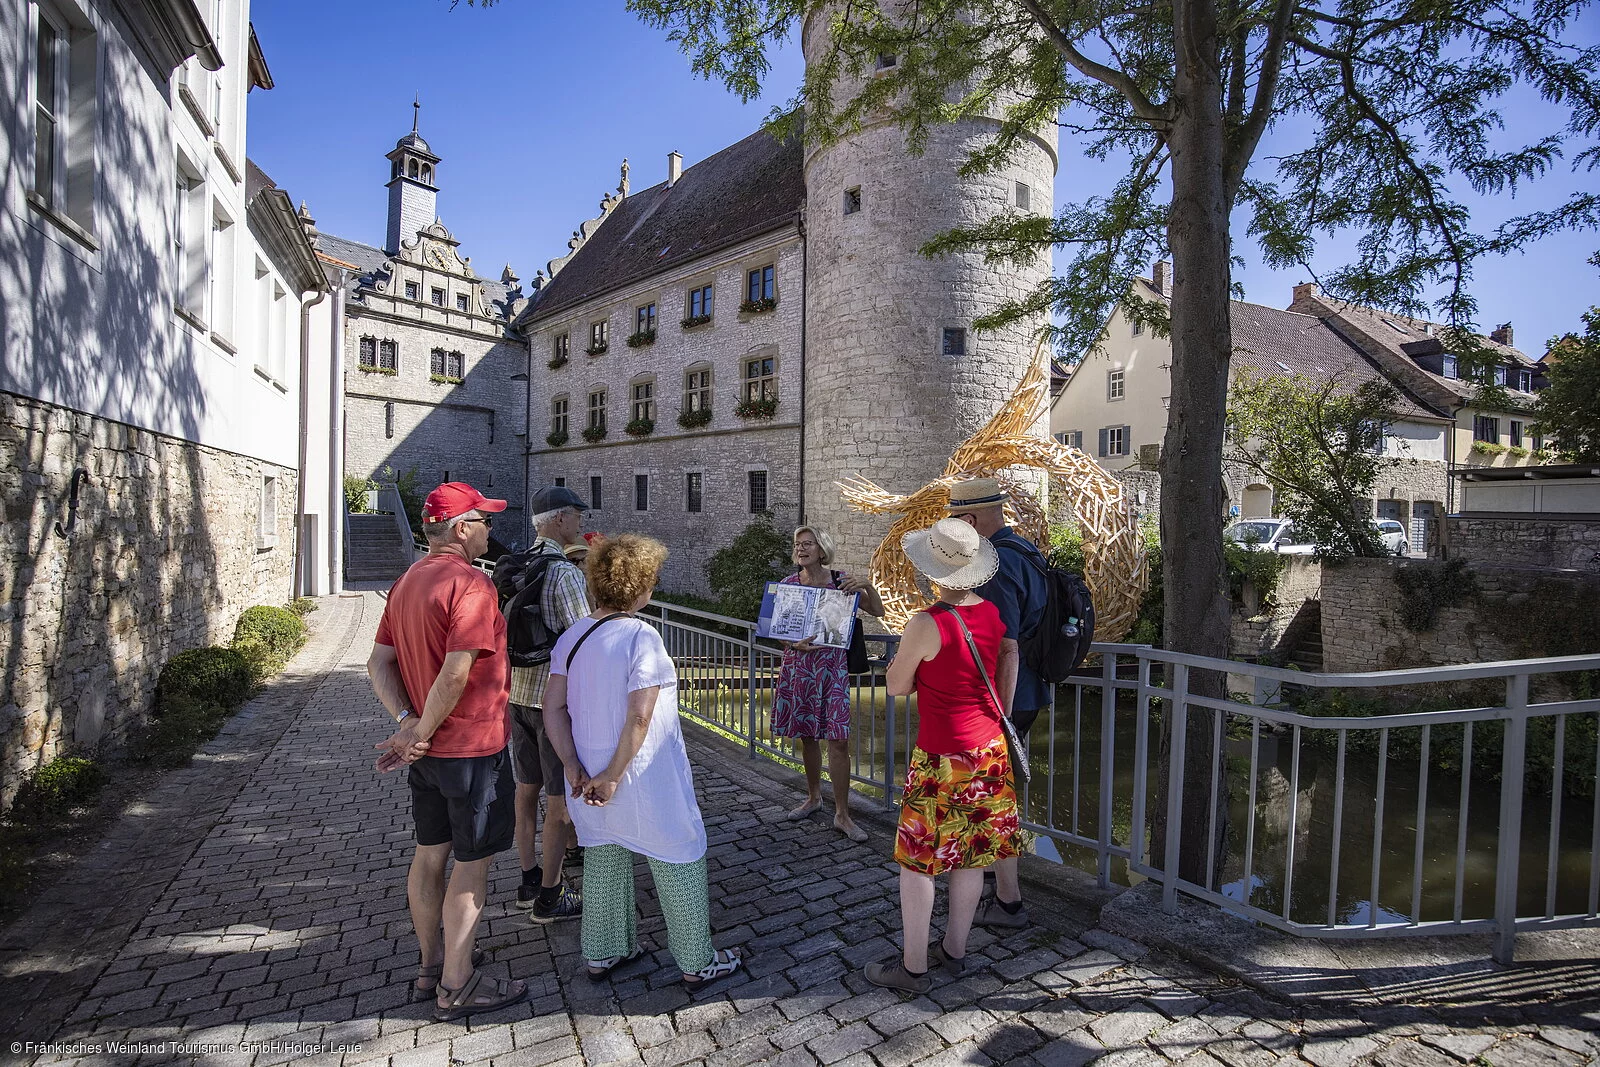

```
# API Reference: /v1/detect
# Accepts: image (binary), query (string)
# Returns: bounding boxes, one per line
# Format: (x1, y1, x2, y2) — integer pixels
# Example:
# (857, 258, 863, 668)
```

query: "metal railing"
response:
(643, 597, 1600, 964)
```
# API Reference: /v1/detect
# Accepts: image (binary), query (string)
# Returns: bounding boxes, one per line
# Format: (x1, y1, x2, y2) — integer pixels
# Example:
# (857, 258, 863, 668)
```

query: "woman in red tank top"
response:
(862, 518, 1021, 995)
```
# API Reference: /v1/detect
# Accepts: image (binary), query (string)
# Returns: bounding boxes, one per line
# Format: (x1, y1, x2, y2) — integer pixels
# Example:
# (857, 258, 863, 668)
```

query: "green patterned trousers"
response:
(580, 844, 712, 974)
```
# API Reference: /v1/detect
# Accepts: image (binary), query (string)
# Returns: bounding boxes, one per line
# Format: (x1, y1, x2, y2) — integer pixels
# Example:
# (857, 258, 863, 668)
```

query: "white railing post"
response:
(1493, 673, 1529, 965)
(746, 627, 759, 760)
(1098, 650, 1118, 888)
(1162, 664, 1190, 914)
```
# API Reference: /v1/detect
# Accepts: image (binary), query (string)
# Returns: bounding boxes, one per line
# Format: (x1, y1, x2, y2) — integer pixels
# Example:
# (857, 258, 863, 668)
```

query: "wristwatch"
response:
(397, 708, 415, 724)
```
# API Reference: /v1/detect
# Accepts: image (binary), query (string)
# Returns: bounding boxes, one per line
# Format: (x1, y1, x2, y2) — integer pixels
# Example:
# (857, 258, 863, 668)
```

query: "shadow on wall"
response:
(0, 58, 223, 802)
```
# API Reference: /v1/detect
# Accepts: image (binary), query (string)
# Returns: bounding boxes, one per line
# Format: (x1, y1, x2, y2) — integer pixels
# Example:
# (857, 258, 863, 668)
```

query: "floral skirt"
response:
(893, 735, 1021, 876)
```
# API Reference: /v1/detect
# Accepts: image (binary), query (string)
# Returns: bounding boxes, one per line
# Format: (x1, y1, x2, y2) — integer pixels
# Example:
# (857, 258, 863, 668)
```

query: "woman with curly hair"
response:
(865, 518, 1021, 994)
(542, 534, 746, 990)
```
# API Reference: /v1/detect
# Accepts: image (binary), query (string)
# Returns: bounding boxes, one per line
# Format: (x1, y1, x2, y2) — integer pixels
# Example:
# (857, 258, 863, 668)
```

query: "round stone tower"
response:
(800, 14, 1058, 570)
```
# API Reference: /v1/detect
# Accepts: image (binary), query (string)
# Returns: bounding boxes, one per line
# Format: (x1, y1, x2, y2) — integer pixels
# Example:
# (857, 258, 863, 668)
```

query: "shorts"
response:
(408, 748, 516, 862)
(510, 702, 566, 793)
(893, 735, 1021, 876)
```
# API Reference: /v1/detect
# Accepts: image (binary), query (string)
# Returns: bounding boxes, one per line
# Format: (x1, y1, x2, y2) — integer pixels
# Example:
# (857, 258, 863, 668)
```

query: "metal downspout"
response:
(797, 209, 807, 526)
(328, 276, 347, 593)
(295, 286, 328, 597)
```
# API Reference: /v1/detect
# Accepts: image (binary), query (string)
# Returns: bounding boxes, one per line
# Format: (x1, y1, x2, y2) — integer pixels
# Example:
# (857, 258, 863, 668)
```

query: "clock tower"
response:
(385, 100, 440, 255)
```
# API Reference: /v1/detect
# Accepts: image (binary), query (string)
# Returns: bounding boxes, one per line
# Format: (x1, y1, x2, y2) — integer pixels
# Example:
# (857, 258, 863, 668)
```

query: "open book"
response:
(756, 582, 860, 649)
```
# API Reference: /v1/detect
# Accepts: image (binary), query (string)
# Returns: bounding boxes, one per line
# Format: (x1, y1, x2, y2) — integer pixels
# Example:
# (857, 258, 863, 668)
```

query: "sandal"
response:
(413, 947, 486, 1001)
(433, 969, 527, 1022)
(864, 957, 931, 994)
(681, 947, 745, 991)
(585, 944, 648, 981)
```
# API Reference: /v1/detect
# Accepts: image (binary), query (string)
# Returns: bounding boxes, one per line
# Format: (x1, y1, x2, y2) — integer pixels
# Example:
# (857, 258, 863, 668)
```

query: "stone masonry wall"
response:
(1320, 556, 1600, 673)
(1, 392, 296, 807)
(1447, 516, 1600, 572)
(1228, 557, 1323, 660)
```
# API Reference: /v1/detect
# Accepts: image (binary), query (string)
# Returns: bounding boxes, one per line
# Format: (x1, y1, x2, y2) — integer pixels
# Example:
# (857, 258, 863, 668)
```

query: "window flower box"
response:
(429, 374, 463, 385)
(359, 365, 398, 376)
(546, 430, 569, 448)
(548, 355, 570, 370)
(739, 298, 777, 314)
(625, 329, 658, 349)
(581, 425, 608, 443)
(678, 408, 713, 429)
(735, 397, 779, 419)
(585, 341, 608, 356)
(625, 417, 655, 437)
(1471, 440, 1508, 455)
(681, 314, 712, 330)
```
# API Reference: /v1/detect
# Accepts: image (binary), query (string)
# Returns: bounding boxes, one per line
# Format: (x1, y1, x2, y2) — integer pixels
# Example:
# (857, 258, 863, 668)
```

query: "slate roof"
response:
(1291, 293, 1539, 413)
(311, 230, 520, 322)
(1119, 279, 1443, 420)
(520, 123, 805, 326)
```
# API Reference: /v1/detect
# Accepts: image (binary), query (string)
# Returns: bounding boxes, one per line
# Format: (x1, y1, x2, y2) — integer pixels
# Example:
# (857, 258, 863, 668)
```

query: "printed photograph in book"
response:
(756, 582, 860, 649)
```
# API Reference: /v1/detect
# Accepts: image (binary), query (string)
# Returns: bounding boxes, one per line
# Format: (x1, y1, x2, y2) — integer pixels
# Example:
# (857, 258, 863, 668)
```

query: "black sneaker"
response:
(514, 867, 542, 910)
(529, 884, 582, 923)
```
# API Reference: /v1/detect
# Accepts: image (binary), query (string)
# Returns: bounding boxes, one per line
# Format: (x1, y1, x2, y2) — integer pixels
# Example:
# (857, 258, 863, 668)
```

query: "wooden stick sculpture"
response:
(837, 345, 1150, 640)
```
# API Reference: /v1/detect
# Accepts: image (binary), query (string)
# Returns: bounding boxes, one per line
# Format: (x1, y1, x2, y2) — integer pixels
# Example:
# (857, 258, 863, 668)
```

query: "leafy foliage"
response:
(706, 513, 793, 623)
(157, 647, 254, 710)
(233, 605, 308, 680)
(1533, 300, 1600, 462)
(1392, 558, 1477, 632)
(1226, 371, 1396, 561)
(12, 756, 104, 819)
(343, 475, 375, 515)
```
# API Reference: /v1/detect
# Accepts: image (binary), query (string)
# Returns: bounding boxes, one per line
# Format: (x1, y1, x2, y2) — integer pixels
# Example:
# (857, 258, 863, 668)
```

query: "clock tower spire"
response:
(384, 99, 440, 255)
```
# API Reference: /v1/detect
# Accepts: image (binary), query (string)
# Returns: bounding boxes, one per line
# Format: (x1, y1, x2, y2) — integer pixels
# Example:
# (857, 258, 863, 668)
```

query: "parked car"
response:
(1372, 519, 1409, 556)
(1224, 519, 1316, 554)
(1227, 517, 1410, 556)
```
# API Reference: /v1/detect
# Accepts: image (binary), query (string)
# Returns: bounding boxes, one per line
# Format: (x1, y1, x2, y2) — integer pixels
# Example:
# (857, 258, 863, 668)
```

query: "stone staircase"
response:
(345, 512, 413, 583)
(1286, 599, 1324, 672)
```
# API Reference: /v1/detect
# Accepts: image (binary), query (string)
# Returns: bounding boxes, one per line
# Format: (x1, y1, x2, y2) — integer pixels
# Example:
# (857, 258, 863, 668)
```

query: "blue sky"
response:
(246, 1, 1597, 352)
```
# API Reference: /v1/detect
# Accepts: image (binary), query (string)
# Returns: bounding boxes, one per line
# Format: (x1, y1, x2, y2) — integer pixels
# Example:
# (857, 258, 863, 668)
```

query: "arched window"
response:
(420, 164, 432, 184)
(408, 159, 419, 179)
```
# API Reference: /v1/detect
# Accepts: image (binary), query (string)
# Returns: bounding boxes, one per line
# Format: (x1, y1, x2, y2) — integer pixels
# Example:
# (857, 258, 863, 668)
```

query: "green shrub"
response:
(139, 691, 230, 766)
(706, 514, 793, 623)
(233, 605, 307, 681)
(344, 474, 375, 515)
(288, 597, 318, 616)
(13, 756, 104, 818)
(157, 646, 253, 710)
(1224, 539, 1288, 609)
(1047, 523, 1087, 573)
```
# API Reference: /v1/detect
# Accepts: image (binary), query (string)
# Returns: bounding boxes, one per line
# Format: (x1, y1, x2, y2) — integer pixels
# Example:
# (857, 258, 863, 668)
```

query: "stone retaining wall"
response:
(1, 392, 296, 807)
(1229, 557, 1321, 660)
(1448, 516, 1600, 572)
(1320, 556, 1600, 673)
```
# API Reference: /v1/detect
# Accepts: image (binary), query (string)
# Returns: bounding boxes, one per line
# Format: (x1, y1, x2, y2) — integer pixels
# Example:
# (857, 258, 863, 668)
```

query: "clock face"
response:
(427, 247, 451, 270)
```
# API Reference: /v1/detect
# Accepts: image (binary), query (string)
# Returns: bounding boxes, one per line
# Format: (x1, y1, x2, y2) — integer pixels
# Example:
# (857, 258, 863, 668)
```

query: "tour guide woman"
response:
(867, 517, 1021, 994)
(770, 525, 886, 843)
(542, 534, 746, 989)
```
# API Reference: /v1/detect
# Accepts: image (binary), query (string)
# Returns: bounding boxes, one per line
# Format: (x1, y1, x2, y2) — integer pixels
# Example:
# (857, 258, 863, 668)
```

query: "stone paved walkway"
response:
(2, 591, 1596, 1067)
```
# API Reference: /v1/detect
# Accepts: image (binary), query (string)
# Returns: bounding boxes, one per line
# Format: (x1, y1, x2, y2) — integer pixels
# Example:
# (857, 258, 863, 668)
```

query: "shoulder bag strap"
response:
(930, 603, 1004, 722)
(563, 612, 627, 672)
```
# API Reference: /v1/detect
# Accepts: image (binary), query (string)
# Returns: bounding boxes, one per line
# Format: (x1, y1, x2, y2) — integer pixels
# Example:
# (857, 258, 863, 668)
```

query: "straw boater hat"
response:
(945, 477, 1009, 514)
(901, 518, 1001, 590)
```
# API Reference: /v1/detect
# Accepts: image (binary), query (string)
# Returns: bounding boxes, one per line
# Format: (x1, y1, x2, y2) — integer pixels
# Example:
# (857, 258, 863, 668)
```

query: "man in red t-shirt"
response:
(367, 481, 526, 1021)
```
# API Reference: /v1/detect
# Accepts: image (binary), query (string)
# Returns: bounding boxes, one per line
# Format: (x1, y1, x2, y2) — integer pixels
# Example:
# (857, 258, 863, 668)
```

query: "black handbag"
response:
(832, 571, 871, 674)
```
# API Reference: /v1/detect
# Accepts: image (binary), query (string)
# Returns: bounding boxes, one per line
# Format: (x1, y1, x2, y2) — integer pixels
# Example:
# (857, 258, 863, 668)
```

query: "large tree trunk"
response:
(1156, 0, 1234, 885)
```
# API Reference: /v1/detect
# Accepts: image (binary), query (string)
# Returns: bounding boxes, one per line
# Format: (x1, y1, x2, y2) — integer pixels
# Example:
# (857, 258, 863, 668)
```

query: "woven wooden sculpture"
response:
(837, 349, 1150, 640)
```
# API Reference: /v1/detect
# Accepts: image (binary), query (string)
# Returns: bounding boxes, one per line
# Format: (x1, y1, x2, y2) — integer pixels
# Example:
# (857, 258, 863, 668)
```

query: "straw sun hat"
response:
(900, 517, 1001, 591)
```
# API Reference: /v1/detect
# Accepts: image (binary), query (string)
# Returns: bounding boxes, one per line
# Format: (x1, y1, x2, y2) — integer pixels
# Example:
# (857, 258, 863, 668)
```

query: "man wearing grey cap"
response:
(502, 485, 591, 921)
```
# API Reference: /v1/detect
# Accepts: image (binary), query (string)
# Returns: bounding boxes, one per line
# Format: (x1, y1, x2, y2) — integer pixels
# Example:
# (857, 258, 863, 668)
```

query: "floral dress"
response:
(770, 572, 852, 741)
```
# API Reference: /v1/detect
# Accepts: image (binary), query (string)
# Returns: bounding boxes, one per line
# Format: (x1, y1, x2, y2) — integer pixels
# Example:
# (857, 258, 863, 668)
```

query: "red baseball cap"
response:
(422, 482, 508, 523)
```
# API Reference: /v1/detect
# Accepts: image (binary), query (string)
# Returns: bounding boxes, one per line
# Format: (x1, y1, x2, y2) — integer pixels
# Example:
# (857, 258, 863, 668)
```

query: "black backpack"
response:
(492, 547, 567, 668)
(1014, 544, 1096, 683)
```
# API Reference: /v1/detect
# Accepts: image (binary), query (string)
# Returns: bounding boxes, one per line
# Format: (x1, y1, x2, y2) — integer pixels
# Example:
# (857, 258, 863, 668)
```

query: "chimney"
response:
(1291, 281, 1320, 308)
(667, 151, 683, 188)
(1151, 260, 1170, 296)
(1490, 322, 1513, 346)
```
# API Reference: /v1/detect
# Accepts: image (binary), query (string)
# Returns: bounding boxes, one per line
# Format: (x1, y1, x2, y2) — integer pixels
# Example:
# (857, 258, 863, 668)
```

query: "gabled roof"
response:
(311, 231, 521, 322)
(521, 123, 805, 326)
(1290, 290, 1537, 411)
(243, 159, 324, 294)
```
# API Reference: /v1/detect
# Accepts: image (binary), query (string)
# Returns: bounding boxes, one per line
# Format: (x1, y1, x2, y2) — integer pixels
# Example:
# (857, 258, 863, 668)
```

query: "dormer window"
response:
(1441, 354, 1459, 378)
(1517, 369, 1533, 392)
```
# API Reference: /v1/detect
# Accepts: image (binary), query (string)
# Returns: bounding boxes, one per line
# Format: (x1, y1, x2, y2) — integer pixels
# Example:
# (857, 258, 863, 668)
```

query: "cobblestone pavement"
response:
(3, 591, 1597, 1067)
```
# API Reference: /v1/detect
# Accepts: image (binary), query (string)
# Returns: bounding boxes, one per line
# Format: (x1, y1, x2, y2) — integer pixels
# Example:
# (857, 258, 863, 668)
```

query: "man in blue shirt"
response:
(950, 477, 1049, 929)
